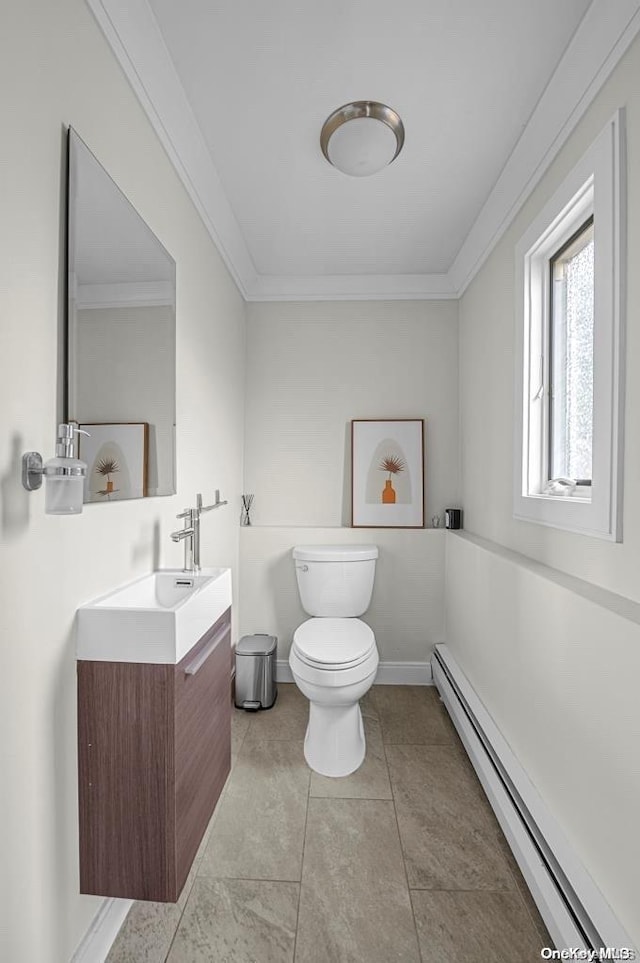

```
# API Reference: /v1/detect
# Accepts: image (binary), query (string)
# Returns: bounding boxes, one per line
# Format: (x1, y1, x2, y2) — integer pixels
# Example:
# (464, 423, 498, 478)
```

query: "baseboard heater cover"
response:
(432, 644, 635, 954)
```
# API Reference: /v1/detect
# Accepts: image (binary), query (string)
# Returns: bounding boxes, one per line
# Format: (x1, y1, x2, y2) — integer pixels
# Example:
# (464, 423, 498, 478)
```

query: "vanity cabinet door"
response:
(78, 607, 232, 903)
(173, 609, 231, 895)
(78, 660, 174, 901)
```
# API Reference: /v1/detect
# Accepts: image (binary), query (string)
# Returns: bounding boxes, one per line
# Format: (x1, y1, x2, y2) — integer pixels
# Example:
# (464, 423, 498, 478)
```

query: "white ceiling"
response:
(89, 0, 640, 298)
(147, 0, 588, 277)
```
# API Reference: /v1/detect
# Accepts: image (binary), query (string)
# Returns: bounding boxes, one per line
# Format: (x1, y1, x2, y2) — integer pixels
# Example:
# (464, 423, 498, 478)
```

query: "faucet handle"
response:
(176, 507, 191, 520)
(190, 491, 228, 514)
(197, 491, 220, 513)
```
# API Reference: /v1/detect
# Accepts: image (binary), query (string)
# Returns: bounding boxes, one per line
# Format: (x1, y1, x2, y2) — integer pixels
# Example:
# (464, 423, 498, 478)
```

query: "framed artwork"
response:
(351, 419, 424, 528)
(79, 423, 148, 502)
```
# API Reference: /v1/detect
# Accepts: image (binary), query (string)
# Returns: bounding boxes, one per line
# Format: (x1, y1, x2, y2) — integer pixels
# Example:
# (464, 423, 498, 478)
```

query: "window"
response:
(549, 216, 594, 485)
(514, 113, 624, 540)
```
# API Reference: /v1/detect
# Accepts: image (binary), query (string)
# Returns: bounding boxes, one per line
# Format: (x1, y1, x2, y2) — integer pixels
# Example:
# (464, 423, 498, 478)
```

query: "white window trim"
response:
(513, 111, 625, 541)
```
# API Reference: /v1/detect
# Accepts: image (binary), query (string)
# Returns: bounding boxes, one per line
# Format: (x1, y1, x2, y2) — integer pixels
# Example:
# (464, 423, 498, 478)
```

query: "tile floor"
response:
(107, 684, 552, 963)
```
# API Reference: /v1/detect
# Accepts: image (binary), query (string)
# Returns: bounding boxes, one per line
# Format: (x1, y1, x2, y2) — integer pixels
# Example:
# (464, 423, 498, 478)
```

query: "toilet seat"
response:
(292, 617, 375, 671)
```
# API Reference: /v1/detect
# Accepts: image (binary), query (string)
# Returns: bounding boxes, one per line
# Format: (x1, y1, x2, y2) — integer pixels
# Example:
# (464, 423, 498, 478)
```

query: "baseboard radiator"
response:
(432, 644, 635, 954)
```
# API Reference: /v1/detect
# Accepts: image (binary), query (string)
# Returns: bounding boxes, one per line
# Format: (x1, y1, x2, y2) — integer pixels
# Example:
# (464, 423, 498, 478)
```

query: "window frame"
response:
(513, 112, 625, 541)
(548, 214, 594, 487)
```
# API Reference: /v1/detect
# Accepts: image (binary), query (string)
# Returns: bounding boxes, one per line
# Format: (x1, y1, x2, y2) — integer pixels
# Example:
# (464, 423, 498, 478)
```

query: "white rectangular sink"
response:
(76, 568, 232, 664)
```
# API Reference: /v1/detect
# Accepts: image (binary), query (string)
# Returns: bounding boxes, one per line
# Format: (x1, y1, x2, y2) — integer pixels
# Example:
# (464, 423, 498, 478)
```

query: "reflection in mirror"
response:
(67, 129, 176, 501)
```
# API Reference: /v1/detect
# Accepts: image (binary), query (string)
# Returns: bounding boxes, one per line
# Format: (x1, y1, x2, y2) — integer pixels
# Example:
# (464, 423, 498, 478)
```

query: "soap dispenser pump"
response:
(22, 423, 89, 515)
(44, 424, 89, 514)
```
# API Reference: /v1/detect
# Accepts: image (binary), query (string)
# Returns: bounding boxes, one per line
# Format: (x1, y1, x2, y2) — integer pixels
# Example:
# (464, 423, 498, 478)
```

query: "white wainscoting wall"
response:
(239, 527, 445, 678)
(444, 532, 640, 949)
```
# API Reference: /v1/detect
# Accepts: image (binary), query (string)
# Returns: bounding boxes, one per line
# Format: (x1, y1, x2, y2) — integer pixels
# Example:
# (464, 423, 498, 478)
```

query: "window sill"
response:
(528, 491, 591, 502)
(514, 492, 618, 541)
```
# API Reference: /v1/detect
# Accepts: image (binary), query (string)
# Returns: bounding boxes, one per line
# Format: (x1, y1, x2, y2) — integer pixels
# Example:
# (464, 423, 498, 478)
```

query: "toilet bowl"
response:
(290, 617, 378, 776)
(289, 545, 379, 778)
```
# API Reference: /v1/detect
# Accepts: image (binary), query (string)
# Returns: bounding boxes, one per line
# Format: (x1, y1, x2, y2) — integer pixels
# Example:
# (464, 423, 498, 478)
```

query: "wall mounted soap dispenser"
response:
(22, 423, 89, 514)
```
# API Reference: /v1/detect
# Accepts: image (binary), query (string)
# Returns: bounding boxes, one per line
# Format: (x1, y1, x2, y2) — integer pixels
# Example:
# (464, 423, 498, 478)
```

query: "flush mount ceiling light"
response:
(320, 101, 405, 177)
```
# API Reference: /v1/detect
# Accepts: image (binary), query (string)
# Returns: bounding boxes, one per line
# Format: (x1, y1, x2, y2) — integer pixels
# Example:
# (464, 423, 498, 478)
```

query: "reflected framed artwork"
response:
(79, 423, 148, 503)
(351, 419, 424, 528)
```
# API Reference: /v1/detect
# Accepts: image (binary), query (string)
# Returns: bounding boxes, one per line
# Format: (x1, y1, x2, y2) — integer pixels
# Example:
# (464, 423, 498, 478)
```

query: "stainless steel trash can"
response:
(235, 634, 277, 710)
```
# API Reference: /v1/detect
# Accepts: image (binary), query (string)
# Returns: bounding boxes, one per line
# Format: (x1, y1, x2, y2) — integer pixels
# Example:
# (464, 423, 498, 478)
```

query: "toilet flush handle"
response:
(296, 564, 309, 572)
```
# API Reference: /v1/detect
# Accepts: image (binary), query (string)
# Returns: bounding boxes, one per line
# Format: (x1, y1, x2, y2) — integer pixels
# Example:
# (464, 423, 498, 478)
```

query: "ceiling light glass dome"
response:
(320, 101, 405, 177)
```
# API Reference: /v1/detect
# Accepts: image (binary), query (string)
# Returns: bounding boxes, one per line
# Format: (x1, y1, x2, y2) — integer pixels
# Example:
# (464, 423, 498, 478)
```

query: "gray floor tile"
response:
(108, 685, 552, 963)
(177, 807, 223, 911)
(309, 716, 392, 800)
(106, 901, 182, 963)
(177, 858, 199, 912)
(386, 744, 515, 890)
(231, 705, 251, 762)
(360, 688, 379, 720)
(167, 878, 299, 963)
(244, 683, 308, 743)
(295, 798, 420, 962)
(374, 685, 458, 745)
(411, 889, 545, 963)
(199, 739, 310, 881)
(496, 834, 554, 944)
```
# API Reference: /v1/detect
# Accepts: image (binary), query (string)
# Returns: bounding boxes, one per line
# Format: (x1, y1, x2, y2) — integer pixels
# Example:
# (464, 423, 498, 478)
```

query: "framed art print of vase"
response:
(78, 423, 149, 503)
(351, 419, 424, 528)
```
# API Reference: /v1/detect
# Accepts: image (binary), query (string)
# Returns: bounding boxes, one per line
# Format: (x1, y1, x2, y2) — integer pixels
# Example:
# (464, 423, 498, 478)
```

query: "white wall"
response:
(458, 35, 640, 600)
(445, 533, 640, 946)
(0, 1, 245, 960)
(240, 300, 458, 668)
(74, 306, 175, 496)
(240, 528, 445, 664)
(244, 300, 459, 527)
(452, 32, 640, 948)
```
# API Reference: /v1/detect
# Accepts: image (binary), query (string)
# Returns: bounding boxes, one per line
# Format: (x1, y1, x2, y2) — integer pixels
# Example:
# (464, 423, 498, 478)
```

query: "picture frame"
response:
(78, 423, 149, 503)
(351, 419, 424, 528)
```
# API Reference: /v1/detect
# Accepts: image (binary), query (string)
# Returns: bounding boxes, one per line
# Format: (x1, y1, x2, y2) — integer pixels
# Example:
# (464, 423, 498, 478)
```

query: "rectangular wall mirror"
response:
(66, 128, 176, 501)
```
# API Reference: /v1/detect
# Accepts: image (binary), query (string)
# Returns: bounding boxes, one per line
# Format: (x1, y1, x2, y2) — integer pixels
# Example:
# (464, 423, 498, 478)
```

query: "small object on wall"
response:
(431, 514, 441, 528)
(240, 493, 254, 526)
(351, 419, 425, 528)
(22, 423, 89, 515)
(445, 508, 462, 530)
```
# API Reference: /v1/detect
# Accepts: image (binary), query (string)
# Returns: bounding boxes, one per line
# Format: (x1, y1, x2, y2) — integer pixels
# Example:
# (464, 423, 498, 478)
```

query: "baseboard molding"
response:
(276, 659, 433, 685)
(71, 898, 133, 963)
(276, 661, 294, 682)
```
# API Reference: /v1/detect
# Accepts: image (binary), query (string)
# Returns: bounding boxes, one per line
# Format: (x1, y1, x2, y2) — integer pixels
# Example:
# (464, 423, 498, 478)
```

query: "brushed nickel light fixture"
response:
(320, 101, 405, 177)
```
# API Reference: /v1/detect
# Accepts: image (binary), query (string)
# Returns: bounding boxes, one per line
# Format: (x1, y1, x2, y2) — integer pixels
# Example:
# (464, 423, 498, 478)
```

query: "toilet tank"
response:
(292, 545, 378, 617)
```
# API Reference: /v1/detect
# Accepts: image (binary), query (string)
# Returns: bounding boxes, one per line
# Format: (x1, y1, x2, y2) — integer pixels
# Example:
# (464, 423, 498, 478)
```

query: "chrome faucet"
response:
(170, 491, 228, 573)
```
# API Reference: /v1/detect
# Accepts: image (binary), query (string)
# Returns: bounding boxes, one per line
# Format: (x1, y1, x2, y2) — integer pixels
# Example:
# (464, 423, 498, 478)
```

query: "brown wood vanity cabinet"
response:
(77, 607, 231, 902)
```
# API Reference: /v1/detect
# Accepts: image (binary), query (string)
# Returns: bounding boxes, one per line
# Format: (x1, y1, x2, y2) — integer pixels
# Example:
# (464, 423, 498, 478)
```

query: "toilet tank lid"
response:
(292, 544, 378, 562)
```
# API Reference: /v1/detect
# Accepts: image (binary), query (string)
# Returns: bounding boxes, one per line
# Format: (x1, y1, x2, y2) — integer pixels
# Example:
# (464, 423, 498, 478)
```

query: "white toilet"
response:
(289, 544, 379, 777)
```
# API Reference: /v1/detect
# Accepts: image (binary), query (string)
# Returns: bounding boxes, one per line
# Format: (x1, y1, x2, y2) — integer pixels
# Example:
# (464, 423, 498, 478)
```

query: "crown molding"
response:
(449, 0, 640, 296)
(87, 0, 640, 303)
(76, 280, 174, 308)
(246, 272, 456, 301)
(86, 0, 258, 298)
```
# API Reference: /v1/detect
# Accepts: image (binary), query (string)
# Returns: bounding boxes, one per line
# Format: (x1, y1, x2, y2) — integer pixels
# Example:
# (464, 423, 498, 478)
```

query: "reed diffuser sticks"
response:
(240, 493, 254, 526)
